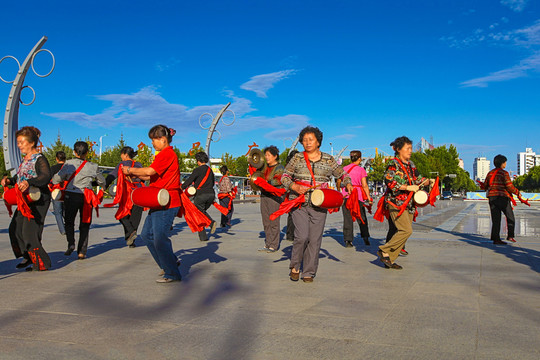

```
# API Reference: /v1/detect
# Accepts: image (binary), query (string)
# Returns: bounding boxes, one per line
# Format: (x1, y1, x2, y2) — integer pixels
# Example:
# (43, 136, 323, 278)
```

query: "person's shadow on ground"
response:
(175, 241, 227, 276)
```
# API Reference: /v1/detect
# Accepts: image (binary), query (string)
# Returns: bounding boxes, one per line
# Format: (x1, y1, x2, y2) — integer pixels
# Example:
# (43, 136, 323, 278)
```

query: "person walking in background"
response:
(105, 146, 144, 248)
(3, 126, 52, 271)
(123, 125, 182, 283)
(181, 151, 217, 241)
(339, 150, 373, 247)
(481, 154, 522, 245)
(285, 150, 298, 241)
(53, 141, 105, 260)
(50, 151, 66, 235)
(258, 145, 285, 253)
(218, 165, 235, 228)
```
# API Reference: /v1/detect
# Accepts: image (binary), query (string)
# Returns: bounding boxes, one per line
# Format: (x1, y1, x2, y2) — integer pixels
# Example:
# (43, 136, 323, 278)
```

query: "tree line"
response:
(514, 166, 540, 192)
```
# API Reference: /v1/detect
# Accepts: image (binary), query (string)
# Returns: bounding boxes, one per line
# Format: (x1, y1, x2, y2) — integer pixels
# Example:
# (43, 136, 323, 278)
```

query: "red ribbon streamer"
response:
(270, 194, 305, 221)
(253, 177, 286, 197)
(346, 189, 365, 224)
(4, 186, 34, 219)
(428, 177, 440, 206)
(177, 192, 212, 233)
(82, 188, 103, 224)
(104, 165, 136, 220)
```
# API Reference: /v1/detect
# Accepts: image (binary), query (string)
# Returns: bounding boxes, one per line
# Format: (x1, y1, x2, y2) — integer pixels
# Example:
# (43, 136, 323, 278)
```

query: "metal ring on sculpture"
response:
(211, 129, 222, 143)
(31, 49, 55, 78)
(0, 55, 21, 84)
(221, 109, 236, 126)
(199, 112, 213, 130)
(19, 86, 36, 106)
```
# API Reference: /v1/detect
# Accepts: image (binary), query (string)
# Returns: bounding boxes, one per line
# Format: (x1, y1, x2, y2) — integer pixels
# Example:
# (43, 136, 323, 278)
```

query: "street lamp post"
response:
(99, 134, 108, 160)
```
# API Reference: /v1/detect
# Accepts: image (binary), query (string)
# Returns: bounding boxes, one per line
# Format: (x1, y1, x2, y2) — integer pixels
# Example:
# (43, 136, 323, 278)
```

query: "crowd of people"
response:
(2, 124, 524, 281)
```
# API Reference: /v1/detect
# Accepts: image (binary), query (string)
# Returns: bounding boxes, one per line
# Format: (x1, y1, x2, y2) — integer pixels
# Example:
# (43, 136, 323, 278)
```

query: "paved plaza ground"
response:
(1, 199, 539, 359)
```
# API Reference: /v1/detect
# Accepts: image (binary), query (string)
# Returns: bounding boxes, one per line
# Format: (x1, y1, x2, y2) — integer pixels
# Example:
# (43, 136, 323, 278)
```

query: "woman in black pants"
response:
(53, 141, 105, 259)
(105, 146, 144, 247)
(2, 126, 52, 271)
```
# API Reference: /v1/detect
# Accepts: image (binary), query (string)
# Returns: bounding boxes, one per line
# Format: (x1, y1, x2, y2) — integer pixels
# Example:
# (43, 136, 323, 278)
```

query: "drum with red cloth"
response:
(3, 186, 41, 205)
(310, 188, 343, 209)
(131, 187, 170, 209)
(413, 190, 429, 208)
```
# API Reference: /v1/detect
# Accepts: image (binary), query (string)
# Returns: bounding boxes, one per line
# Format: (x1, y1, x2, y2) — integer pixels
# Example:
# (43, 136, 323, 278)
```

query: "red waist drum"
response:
(311, 188, 344, 209)
(413, 190, 429, 208)
(131, 187, 170, 209)
(3, 186, 41, 206)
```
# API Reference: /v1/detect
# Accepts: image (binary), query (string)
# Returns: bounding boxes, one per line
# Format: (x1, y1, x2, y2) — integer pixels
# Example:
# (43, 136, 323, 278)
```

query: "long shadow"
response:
(273, 244, 343, 263)
(175, 241, 227, 276)
(324, 227, 347, 247)
(417, 223, 540, 274)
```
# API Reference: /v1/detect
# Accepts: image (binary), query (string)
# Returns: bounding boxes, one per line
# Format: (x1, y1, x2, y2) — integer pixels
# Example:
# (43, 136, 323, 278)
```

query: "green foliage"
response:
(136, 143, 154, 167)
(220, 152, 248, 176)
(514, 166, 540, 192)
(99, 136, 126, 167)
(341, 158, 352, 167)
(42, 134, 73, 165)
(367, 154, 386, 184)
(0, 140, 7, 176)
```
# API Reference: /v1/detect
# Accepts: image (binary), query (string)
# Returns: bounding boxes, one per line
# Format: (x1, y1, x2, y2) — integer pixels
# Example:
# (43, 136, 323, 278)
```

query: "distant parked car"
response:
(441, 191, 453, 200)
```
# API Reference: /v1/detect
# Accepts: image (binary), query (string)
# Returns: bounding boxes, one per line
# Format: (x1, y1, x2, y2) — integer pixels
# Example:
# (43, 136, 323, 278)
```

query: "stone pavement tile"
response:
(0, 338, 108, 360)
(405, 283, 479, 312)
(365, 306, 478, 355)
(300, 297, 397, 323)
(351, 343, 475, 360)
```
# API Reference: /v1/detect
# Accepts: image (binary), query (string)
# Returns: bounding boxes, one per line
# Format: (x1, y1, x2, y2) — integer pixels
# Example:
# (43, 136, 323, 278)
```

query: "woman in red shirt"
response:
(122, 125, 182, 283)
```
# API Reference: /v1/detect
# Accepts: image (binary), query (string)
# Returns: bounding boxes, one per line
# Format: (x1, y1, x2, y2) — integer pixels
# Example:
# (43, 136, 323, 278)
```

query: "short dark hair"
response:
(55, 151, 66, 162)
(263, 145, 280, 160)
(494, 154, 507, 168)
(220, 165, 229, 175)
(15, 126, 41, 148)
(299, 126, 323, 148)
(390, 136, 413, 155)
(121, 146, 137, 159)
(350, 150, 362, 163)
(73, 141, 89, 157)
(148, 124, 173, 143)
(195, 151, 209, 164)
(286, 149, 299, 164)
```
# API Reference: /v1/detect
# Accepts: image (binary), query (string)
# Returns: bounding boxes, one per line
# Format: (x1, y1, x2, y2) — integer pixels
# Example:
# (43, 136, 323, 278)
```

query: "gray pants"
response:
(290, 206, 327, 278)
(260, 194, 282, 250)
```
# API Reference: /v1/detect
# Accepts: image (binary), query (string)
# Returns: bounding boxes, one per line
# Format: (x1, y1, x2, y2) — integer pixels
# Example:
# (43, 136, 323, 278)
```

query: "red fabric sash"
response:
(218, 186, 238, 210)
(212, 202, 229, 215)
(82, 188, 103, 224)
(346, 188, 364, 224)
(198, 166, 212, 190)
(49, 160, 87, 193)
(104, 164, 137, 220)
(270, 194, 305, 221)
(253, 177, 286, 197)
(177, 192, 213, 232)
(5, 186, 34, 219)
(428, 177, 440, 206)
(373, 195, 388, 222)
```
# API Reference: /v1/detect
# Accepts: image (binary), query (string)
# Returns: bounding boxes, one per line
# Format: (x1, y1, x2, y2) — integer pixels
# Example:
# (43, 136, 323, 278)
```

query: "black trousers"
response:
(386, 216, 398, 243)
(9, 193, 51, 270)
(219, 197, 233, 226)
(489, 196, 515, 241)
(342, 198, 370, 242)
(193, 191, 215, 240)
(119, 205, 143, 240)
(64, 191, 91, 255)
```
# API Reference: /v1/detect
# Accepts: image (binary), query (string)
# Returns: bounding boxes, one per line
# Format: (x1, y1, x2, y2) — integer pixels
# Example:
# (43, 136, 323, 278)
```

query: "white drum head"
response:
(311, 189, 324, 207)
(187, 186, 196, 196)
(51, 188, 63, 201)
(414, 190, 428, 206)
(157, 189, 170, 206)
(28, 186, 41, 201)
(109, 184, 117, 196)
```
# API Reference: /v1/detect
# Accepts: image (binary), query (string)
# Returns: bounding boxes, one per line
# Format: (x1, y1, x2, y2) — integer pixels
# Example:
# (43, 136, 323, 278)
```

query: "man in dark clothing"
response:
(50, 151, 66, 235)
(181, 152, 217, 241)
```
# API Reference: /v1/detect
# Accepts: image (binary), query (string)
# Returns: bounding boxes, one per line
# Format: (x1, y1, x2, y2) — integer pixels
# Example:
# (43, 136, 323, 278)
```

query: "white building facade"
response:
(517, 148, 537, 176)
(473, 157, 490, 182)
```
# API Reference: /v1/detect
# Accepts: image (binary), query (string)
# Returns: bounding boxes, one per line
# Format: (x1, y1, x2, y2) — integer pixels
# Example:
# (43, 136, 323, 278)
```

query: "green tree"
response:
(517, 166, 540, 192)
(0, 140, 7, 176)
(221, 152, 236, 173)
(99, 135, 126, 167)
(367, 154, 386, 184)
(234, 155, 249, 177)
(136, 143, 154, 167)
(43, 134, 73, 165)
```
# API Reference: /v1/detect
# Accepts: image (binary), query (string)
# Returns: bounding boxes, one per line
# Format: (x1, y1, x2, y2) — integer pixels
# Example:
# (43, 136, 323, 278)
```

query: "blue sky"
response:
(1, 0, 539, 177)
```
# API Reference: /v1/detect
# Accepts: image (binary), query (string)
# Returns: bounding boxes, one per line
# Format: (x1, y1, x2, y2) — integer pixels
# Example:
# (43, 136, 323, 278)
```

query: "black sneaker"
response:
(64, 245, 75, 256)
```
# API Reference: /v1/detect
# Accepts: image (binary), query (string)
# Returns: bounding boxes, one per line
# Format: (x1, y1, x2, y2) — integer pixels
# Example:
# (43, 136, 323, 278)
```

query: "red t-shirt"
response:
(149, 146, 181, 208)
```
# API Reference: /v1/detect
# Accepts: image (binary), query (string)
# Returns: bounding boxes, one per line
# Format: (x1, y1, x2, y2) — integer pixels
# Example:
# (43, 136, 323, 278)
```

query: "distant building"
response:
(415, 137, 435, 153)
(473, 157, 490, 182)
(517, 148, 538, 176)
(458, 158, 464, 170)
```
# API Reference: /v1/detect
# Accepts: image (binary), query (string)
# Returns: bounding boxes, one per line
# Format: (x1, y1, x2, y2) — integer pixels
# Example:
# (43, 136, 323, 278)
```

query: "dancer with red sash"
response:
(49, 151, 66, 235)
(53, 141, 106, 259)
(481, 154, 524, 245)
(338, 150, 373, 247)
(122, 125, 182, 283)
(181, 151, 217, 241)
(2, 126, 52, 271)
(257, 145, 285, 253)
(280, 126, 353, 282)
(105, 146, 144, 248)
(375, 136, 432, 269)
(218, 165, 236, 228)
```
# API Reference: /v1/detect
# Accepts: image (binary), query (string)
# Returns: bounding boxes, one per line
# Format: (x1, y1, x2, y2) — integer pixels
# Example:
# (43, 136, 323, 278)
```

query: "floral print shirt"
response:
(384, 157, 426, 213)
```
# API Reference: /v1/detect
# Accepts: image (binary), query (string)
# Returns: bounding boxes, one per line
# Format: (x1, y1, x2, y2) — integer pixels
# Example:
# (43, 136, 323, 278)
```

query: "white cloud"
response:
(43, 86, 309, 139)
(330, 134, 357, 140)
(155, 57, 180, 72)
(500, 0, 528, 12)
(240, 69, 297, 98)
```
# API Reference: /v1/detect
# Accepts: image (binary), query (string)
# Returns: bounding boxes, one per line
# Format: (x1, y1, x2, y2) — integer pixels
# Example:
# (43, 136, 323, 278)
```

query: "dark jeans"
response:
(220, 197, 234, 226)
(51, 199, 65, 235)
(342, 198, 370, 242)
(119, 205, 143, 240)
(193, 192, 215, 240)
(141, 206, 182, 280)
(64, 191, 91, 255)
(489, 196, 515, 241)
